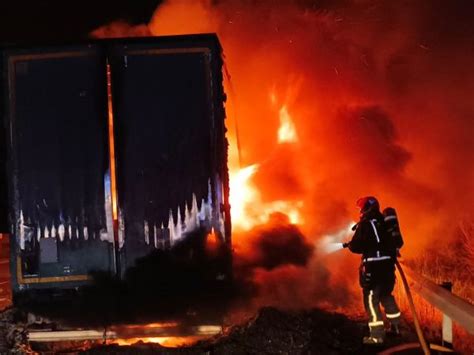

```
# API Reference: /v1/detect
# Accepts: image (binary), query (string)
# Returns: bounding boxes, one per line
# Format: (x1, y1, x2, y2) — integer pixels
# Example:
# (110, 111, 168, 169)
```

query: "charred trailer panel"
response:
(109, 36, 230, 276)
(1, 35, 231, 301)
(2, 45, 116, 295)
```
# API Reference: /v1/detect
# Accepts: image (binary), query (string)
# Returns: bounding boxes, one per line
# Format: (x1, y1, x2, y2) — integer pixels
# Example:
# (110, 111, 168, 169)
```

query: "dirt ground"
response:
(1, 306, 434, 354)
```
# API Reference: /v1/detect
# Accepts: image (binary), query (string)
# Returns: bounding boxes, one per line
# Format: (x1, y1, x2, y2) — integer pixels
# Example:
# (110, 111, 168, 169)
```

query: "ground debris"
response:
(0, 307, 32, 354)
(0, 306, 421, 354)
(85, 307, 367, 354)
(204, 307, 364, 354)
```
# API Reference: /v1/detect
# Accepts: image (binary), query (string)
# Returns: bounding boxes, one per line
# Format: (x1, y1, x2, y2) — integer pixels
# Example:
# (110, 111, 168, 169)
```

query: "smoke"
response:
(90, 21, 151, 38)
(235, 212, 313, 270)
(232, 215, 354, 312)
(91, 0, 474, 312)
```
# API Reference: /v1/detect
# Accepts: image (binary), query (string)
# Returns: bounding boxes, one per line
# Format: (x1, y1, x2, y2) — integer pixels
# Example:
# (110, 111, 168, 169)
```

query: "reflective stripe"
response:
(368, 321, 384, 327)
(364, 256, 391, 262)
(386, 312, 401, 319)
(368, 290, 378, 323)
(369, 219, 380, 243)
(384, 215, 397, 221)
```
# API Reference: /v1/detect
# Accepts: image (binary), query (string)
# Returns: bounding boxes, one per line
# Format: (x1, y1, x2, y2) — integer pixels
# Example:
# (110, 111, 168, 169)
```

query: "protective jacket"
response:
(348, 210, 397, 261)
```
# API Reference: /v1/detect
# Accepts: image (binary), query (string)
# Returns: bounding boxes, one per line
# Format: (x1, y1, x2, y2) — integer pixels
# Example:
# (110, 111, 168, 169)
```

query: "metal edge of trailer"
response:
(0, 33, 223, 56)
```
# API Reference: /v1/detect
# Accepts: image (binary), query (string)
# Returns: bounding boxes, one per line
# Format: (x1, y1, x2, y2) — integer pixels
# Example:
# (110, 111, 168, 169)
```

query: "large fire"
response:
(90, 0, 474, 310)
(135, 0, 472, 254)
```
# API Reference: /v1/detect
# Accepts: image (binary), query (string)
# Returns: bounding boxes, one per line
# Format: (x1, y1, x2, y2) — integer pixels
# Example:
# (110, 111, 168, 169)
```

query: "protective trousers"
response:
(361, 260, 401, 338)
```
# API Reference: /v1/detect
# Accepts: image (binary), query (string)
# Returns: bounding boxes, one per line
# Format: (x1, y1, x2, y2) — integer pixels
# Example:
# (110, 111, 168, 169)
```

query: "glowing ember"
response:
(205, 227, 220, 254)
(277, 105, 298, 144)
(121, 322, 178, 329)
(108, 323, 222, 348)
(111, 336, 204, 347)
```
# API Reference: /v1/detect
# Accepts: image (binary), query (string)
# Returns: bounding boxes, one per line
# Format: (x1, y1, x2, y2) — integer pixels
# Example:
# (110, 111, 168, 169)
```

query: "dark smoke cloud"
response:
(235, 212, 313, 270)
(233, 213, 353, 311)
(334, 105, 412, 175)
(90, 21, 151, 38)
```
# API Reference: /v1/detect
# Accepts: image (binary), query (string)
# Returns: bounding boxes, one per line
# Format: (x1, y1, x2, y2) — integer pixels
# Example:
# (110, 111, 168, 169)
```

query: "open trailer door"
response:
(2, 44, 116, 294)
(108, 35, 231, 276)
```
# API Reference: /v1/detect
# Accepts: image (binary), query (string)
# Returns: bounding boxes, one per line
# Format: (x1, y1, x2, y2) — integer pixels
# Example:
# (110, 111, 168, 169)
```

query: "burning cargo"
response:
(0, 34, 231, 303)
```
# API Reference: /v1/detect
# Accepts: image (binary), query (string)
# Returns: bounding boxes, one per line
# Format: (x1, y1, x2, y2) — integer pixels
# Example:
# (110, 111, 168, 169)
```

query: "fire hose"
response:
(394, 259, 431, 355)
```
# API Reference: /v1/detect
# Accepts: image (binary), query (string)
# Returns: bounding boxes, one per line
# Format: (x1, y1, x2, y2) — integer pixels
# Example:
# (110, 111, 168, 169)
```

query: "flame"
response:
(227, 88, 302, 230)
(229, 164, 259, 230)
(108, 322, 221, 348)
(229, 163, 303, 231)
(227, 85, 303, 231)
(111, 336, 203, 347)
(121, 322, 179, 329)
(277, 105, 298, 144)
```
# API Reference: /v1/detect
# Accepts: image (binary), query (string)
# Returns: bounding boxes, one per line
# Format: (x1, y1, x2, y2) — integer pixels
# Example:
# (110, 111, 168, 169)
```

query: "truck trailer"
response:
(0, 34, 231, 303)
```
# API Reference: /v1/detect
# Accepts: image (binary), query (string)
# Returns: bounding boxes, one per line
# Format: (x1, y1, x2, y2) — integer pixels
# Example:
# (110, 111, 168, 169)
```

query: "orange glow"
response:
(90, 2, 474, 322)
(111, 336, 204, 347)
(205, 227, 220, 254)
(0, 233, 11, 311)
(90, 2, 474, 254)
(227, 87, 302, 231)
(229, 162, 303, 230)
(120, 322, 179, 329)
(106, 62, 118, 221)
(229, 164, 259, 230)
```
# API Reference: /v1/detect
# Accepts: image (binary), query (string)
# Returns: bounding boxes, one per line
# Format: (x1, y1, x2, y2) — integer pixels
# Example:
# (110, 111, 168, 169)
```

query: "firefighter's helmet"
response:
(356, 196, 380, 215)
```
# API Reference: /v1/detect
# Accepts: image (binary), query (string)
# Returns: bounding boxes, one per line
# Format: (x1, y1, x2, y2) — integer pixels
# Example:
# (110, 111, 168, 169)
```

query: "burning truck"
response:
(0, 34, 232, 306)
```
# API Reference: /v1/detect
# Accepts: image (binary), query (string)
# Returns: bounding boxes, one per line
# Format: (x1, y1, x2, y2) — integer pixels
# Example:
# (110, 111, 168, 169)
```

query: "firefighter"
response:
(343, 196, 403, 345)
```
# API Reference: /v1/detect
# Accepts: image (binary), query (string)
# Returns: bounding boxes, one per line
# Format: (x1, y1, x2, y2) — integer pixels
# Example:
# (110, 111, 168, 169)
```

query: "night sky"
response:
(1, 0, 473, 45)
(0, 0, 162, 43)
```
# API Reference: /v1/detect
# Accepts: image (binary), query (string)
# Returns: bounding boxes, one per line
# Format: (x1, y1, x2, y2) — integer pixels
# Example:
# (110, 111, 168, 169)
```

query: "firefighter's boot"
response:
(363, 336, 384, 345)
(387, 323, 401, 337)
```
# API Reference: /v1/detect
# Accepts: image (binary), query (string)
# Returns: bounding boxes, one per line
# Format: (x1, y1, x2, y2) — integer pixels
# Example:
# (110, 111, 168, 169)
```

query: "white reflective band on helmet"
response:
(384, 215, 397, 221)
(364, 256, 391, 262)
(369, 219, 380, 243)
(386, 312, 401, 319)
(368, 321, 384, 327)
